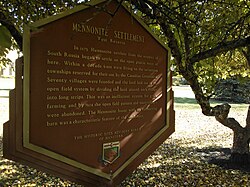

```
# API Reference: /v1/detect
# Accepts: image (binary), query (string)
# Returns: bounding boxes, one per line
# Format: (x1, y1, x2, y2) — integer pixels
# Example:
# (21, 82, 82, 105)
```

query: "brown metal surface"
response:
(3, 1, 175, 186)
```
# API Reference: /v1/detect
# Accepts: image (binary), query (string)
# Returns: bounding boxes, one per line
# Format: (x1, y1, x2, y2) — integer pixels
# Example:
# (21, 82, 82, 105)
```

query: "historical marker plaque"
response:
(4, 0, 174, 186)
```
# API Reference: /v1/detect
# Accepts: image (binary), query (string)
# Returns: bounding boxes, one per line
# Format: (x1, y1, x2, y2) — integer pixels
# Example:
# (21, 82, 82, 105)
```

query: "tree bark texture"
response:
(214, 105, 250, 162)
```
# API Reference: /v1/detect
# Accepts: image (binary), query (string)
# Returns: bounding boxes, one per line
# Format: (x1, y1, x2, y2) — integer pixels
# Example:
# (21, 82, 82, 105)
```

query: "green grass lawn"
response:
(174, 97, 249, 111)
(173, 85, 249, 111)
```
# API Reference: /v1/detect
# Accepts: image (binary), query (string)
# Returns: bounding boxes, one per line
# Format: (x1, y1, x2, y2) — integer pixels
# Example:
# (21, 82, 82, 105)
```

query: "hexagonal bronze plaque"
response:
(4, 0, 174, 186)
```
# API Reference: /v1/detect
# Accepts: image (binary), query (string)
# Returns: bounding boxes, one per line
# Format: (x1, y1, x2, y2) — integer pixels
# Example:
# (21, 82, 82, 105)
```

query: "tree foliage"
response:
(0, 0, 83, 50)
(0, 0, 250, 157)
(129, 0, 250, 158)
(0, 0, 86, 66)
(129, 0, 249, 112)
(194, 50, 250, 97)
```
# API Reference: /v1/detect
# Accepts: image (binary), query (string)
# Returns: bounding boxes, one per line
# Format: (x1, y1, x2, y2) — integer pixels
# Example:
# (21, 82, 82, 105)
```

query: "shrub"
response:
(214, 78, 250, 104)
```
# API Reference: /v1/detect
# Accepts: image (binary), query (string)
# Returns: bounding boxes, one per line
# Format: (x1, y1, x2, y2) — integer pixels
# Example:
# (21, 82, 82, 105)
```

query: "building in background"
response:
(0, 50, 18, 78)
(0, 61, 15, 77)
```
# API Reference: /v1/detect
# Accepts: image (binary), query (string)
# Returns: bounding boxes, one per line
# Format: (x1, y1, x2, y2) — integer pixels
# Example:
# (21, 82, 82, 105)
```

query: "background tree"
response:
(0, 0, 250, 162)
(129, 0, 250, 162)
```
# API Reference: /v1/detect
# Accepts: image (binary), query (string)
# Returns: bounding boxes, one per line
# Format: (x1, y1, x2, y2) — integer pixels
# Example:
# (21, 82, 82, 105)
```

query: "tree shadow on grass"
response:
(174, 97, 247, 106)
(122, 142, 250, 186)
(196, 146, 250, 172)
(174, 97, 226, 105)
(174, 97, 198, 104)
(1, 135, 250, 186)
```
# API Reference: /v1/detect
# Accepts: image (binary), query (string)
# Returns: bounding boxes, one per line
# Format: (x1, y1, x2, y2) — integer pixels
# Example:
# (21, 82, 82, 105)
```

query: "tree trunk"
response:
(212, 104, 250, 163)
(231, 127, 250, 163)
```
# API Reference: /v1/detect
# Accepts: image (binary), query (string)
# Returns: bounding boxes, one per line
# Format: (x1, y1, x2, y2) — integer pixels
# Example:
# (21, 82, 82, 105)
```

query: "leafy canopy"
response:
(0, 0, 85, 65)
(0, 0, 249, 92)
(130, 0, 249, 98)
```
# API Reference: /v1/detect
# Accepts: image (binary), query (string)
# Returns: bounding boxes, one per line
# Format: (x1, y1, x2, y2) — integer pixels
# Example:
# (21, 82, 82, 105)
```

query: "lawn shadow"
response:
(174, 97, 248, 106)
(196, 146, 250, 172)
(122, 142, 250, 186)
(174, 97, 198, 104)
(1, 135, 250, 186)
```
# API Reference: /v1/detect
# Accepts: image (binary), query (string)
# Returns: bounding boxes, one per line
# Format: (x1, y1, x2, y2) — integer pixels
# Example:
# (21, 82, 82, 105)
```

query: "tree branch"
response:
(213, 103, 244, 131)
(242, 45, 250, 66)
(190, 36, 250, 64)
(0, 12, 23, 50)
(246, 105, 250, 130)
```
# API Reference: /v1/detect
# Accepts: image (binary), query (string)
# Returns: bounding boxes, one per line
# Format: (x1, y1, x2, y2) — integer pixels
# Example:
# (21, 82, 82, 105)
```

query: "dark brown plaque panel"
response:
(3, 0, 175, 186)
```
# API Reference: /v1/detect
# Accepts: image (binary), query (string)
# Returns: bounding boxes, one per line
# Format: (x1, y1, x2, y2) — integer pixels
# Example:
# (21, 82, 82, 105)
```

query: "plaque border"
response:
(23, 0, 172, 181)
